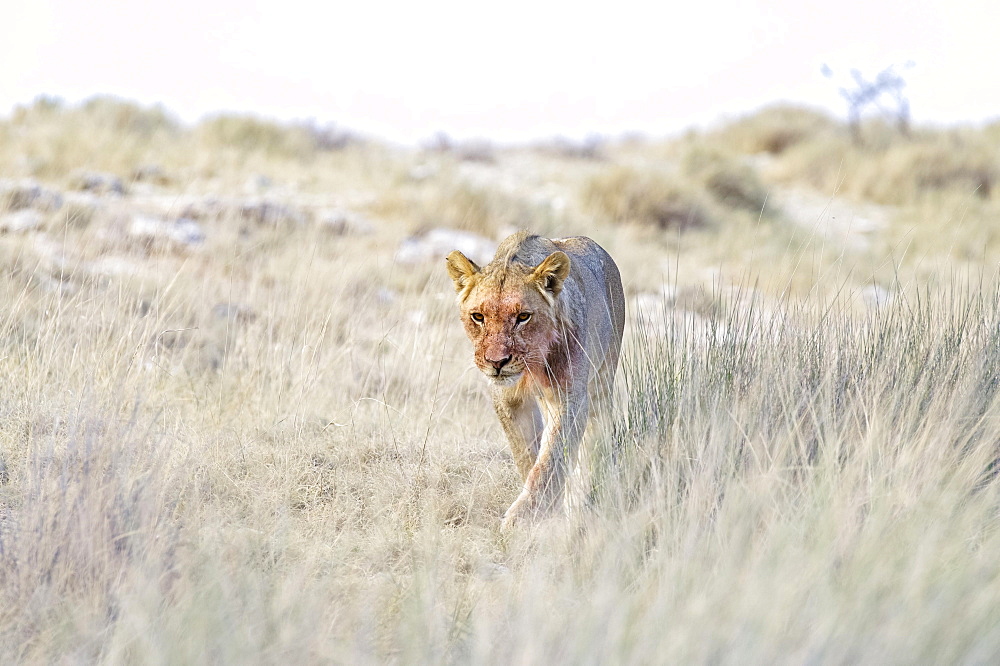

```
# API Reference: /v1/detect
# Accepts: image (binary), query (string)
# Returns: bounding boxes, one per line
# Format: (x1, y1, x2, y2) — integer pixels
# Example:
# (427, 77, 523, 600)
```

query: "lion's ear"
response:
(445, 250, 481, 294)
(532, 251, 570, 296)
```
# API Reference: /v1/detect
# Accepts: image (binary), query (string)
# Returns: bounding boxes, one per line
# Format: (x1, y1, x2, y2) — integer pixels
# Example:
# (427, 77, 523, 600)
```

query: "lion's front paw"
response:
(501, 493, 536, 530)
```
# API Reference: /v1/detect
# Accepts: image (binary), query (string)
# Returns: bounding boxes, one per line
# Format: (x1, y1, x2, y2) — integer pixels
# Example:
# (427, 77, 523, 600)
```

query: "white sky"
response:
(2, 0, 998, 143)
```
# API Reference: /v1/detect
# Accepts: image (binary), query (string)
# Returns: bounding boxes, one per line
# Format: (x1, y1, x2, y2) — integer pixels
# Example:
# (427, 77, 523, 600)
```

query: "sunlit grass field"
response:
(1, 97, 1000, 662)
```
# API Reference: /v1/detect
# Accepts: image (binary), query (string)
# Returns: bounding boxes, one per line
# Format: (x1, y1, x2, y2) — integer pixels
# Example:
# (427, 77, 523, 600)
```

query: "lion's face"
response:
(446, 250, 570, 385)
(459, 281, 558, 385)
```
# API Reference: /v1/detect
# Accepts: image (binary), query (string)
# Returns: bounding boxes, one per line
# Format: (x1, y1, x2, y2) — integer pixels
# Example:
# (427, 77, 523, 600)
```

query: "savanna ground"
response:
(2, 97, 1000, 662)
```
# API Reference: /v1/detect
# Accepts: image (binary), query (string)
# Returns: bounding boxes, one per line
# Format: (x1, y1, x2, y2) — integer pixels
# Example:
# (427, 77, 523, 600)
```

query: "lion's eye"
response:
(471, 313, 484, 323)
(517, 312, 532, 323)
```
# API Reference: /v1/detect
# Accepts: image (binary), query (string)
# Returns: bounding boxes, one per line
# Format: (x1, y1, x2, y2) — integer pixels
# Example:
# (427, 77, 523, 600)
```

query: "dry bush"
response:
(196, 114, 319, 159)
(876, 134, 1000, 201)
(584, 152, 773, 230)
(583, 166, 714, 230)
(708, 104, 838, 155)
(77, 96, 179, 136)
(0, 98, 374, 192)
(0, 96, 181, 181)
(890, 195, 1000, 267)
(701, 107, 1000, 210)
(766, 124, 1000, 206)
(682, 148, 771, 216)
(429, 182, 540, 233)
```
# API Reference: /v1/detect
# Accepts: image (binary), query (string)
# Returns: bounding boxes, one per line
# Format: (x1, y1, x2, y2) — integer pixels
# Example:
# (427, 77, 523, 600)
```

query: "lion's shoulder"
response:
(552, 236, 625, 321)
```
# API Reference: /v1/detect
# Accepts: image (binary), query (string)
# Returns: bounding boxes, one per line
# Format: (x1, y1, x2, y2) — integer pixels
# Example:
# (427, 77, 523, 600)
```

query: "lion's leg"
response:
(592, 356, 620, 445)
(564, 361, 620, 517)
(592, 325, 622, 416)
(492, 388, 543, 481)
(502, 383, 590, 529)
(578, 362, 621, 511)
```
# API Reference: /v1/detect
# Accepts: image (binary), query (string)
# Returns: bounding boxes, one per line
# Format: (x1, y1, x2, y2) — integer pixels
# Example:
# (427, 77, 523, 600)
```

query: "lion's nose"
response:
(487, 355, 512, 371)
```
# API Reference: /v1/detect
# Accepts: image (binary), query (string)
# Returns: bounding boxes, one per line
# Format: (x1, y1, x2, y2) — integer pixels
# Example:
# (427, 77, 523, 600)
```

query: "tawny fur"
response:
(445, 231, 625, 528)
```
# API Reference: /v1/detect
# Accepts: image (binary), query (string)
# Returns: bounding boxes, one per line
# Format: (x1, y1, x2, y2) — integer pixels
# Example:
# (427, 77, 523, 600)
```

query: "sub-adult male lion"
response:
(446, 231, 625, 528)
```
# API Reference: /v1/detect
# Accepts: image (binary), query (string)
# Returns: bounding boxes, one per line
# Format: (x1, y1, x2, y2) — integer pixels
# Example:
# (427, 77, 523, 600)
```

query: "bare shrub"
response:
(424, 133, 496, 163)
(297, 119, 361, 151)
(532, 135, 605, 160)
(826, 63, 914, 143)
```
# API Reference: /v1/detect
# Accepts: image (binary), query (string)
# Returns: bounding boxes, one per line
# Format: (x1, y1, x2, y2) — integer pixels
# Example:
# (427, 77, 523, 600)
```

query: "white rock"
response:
(212, 302, 256, 323)
(88, 256, 145, 277)
(0, 179, 62, 212)
(0, 209, 43, 233)
(408, 163, 438, 181)
(70, 171, 124, 196)
(129, 215, 205, 247)
(862, 285, 892, 308)
(244, 174, 273, 194)
(237, 200, 307, 226)
(475, 562, 512, 580)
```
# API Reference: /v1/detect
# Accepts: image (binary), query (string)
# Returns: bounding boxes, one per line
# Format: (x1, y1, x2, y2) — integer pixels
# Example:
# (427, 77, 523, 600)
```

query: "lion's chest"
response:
(522, 333, 581, 392)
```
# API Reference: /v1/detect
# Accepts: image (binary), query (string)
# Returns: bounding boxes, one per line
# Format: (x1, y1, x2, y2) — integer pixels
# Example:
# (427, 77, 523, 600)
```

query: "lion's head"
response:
(446, 249, 570, 386)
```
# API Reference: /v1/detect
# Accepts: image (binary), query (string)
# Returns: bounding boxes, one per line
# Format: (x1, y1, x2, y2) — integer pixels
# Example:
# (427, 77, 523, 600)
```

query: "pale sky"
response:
(2, 0, 998, 143)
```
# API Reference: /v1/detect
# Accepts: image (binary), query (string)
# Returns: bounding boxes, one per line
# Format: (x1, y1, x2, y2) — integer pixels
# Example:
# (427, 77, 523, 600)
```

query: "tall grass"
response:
(2, 264, 999, 661)
(3, 96, 1000, 662)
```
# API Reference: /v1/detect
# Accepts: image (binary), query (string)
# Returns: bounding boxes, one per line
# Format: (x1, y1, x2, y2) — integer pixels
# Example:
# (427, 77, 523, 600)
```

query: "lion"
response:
(445, 231, 625, 528)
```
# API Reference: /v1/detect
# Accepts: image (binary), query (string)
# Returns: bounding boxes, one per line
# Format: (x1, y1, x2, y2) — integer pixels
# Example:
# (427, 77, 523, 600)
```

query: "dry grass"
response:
(2, 97, 1000, 662)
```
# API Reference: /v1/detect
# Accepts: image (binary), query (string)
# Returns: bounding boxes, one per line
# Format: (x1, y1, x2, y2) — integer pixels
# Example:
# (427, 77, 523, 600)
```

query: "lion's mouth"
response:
(485, 364, 524, 383)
